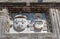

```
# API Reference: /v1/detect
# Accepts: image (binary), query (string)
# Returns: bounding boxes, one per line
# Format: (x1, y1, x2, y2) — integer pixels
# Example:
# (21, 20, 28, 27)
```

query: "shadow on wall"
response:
(38, 0, 43, 2)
